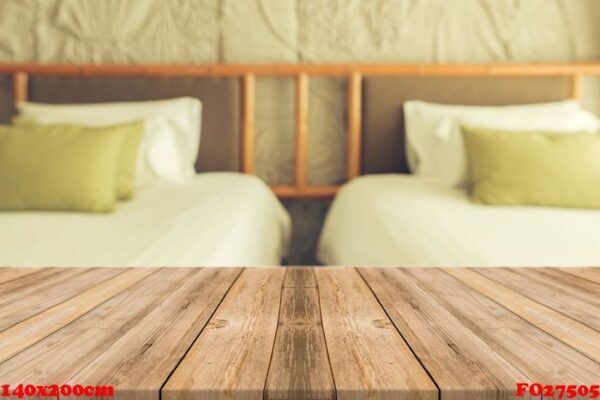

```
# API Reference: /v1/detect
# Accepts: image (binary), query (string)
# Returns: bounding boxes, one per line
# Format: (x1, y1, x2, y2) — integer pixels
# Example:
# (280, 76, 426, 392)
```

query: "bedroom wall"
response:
(1, 0, 599, 264)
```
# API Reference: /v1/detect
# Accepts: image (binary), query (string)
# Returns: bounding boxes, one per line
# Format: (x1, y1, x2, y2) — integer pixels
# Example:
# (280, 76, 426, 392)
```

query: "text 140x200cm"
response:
(1, 384, 114, 398)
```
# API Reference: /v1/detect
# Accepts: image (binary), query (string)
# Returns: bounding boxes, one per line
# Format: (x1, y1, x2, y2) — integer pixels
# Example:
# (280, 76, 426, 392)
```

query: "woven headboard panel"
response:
(362, 76, 572, 174)
(1, 75, 240, 173)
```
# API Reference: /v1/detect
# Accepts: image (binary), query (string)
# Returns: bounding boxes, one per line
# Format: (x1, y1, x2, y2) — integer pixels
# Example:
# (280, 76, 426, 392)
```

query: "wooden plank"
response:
(558, 267, 600, 285)
(570, 74, 583, 100)
(0, 268, 195, 385)
(295, 74, 309, 189)
(242, 73, 256, 174)
(12, 71, 28, 103)
(0, 268, 42, 285)
(163, 268, 285, 400)
(1, 62, 600, 77)
(406, 268, 600, 387)
(0, 267, 67, 295)
(270, 185, 338, 199)
(508, 268, 600, 295)
(284, 267, 317, 288)
(360, 267, 536, 400)
(315, 267, 437, 400)
(0, 267, 124, 331)
(476, 268, 600, 332)
(347, 72, 362, 179)
(0, 267, 156, 363)
(66, 268, 242, 400)
(265, 268, 334, 400)
(445, 268, 600, 363)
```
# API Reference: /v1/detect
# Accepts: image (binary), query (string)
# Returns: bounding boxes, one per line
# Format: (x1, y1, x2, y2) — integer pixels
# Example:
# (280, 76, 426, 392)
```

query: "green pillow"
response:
(13, 117, 143, 200)
(0, 124, 129, 212)
(462, 125, 600, 209)
(110, 121, 143, 200)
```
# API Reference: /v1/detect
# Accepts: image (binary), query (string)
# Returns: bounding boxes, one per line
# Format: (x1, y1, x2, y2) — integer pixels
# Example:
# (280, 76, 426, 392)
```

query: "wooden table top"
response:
(0, 267, 599, 400)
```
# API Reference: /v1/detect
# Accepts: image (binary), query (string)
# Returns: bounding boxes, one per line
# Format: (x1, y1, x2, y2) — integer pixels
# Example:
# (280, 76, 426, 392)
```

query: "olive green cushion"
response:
(462, 125, 600, 209)
(13, 117, 143, 200)
(110, 121, 143, 200)
(0, 124, 130, 212)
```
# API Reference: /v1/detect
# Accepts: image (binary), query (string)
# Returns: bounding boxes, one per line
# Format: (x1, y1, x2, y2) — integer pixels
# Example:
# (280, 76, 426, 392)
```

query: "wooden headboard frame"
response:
(1, 62, 600, 199)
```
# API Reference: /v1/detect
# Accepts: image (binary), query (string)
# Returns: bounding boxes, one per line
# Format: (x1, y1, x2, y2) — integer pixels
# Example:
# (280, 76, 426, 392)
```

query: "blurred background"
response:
(2, 0, 599, 264)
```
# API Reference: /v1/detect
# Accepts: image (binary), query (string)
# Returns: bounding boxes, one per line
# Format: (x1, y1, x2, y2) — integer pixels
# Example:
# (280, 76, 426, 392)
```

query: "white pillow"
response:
(17, 97, 202, 187)
(404, 100, 600, 187)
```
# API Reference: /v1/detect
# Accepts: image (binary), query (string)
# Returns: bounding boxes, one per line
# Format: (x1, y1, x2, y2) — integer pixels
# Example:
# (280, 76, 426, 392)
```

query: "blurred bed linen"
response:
(1, 173, 291, 267)
(318, 174, 600, 267)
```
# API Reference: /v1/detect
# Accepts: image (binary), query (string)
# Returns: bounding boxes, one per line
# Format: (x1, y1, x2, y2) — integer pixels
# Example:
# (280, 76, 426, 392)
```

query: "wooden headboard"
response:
(1, 63, 600, 198)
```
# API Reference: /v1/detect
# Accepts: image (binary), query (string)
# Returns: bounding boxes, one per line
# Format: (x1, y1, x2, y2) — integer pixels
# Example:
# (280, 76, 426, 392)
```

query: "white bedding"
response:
(1, 173, 290, 267)
(318, 175, 600, 267)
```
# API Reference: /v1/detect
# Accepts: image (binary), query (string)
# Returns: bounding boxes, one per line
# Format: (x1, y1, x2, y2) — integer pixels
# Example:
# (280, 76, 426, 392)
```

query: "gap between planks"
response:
(264, 267, 336, 400)
(359, 268, 544, 400)
(0, 268, 243, 400)
(474, 268, 600, 333)
(0, 268, 159, 364)
(316, 267, 438, 400)
(444, 268, 600, 364)
(155, 267, 245, 399)
(356, 268, 445, 398)
(0, 267, 43, 285)
(162, 268, 286, 400)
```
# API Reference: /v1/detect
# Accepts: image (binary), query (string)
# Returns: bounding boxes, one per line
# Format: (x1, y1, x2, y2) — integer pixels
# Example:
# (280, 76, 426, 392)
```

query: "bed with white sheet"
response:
(326, 74, 600, 267)
(0, 74, 293, 267)
(318, 174, 600, 267)
(1, 173, 290, 267)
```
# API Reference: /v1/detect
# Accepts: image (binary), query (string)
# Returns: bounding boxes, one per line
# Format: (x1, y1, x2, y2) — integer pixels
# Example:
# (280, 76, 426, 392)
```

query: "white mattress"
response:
(1, 173, 291, 267)
(318, 174, 600, 267)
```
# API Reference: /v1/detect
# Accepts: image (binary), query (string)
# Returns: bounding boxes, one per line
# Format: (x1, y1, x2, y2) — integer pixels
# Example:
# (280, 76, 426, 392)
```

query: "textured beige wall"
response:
(1, 0, 599, 184)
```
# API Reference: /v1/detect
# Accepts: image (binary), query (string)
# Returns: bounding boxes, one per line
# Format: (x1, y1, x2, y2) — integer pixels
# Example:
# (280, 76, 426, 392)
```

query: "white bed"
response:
(1, 173, 291, 267)
(318, 174, 600, 267)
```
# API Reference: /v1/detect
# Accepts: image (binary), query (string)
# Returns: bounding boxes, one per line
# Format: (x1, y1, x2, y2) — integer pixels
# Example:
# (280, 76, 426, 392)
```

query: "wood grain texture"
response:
(0, 268, 156, 363)
(1, 267, 600, 400)
(316, 267, 437, 400)
(162, 268, 285, 400)
(0, 267, 66, 295)
(407, 268, 600, 387)
(0, 268, 123, 331)
(0, 269, 191, 384)
(284, 267, 317, 288)
(476, 268, 600, 332)
(266, 268, 334, 400)
(445, 268, 600, 364)
(0, 267, 41, 285)
(558, 267, 600, 285)
(359, 267, 534, 400)
(67, 268, 242, 400)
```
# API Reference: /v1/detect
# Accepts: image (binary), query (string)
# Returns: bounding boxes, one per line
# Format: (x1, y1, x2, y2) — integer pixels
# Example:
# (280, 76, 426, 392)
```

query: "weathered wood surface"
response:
(316, 267, 437, 400)
(163, 268, 285, 400)
(0, 267, 599, 400)
(265, 268, 335, 400)
(359, 267, 534, 400)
